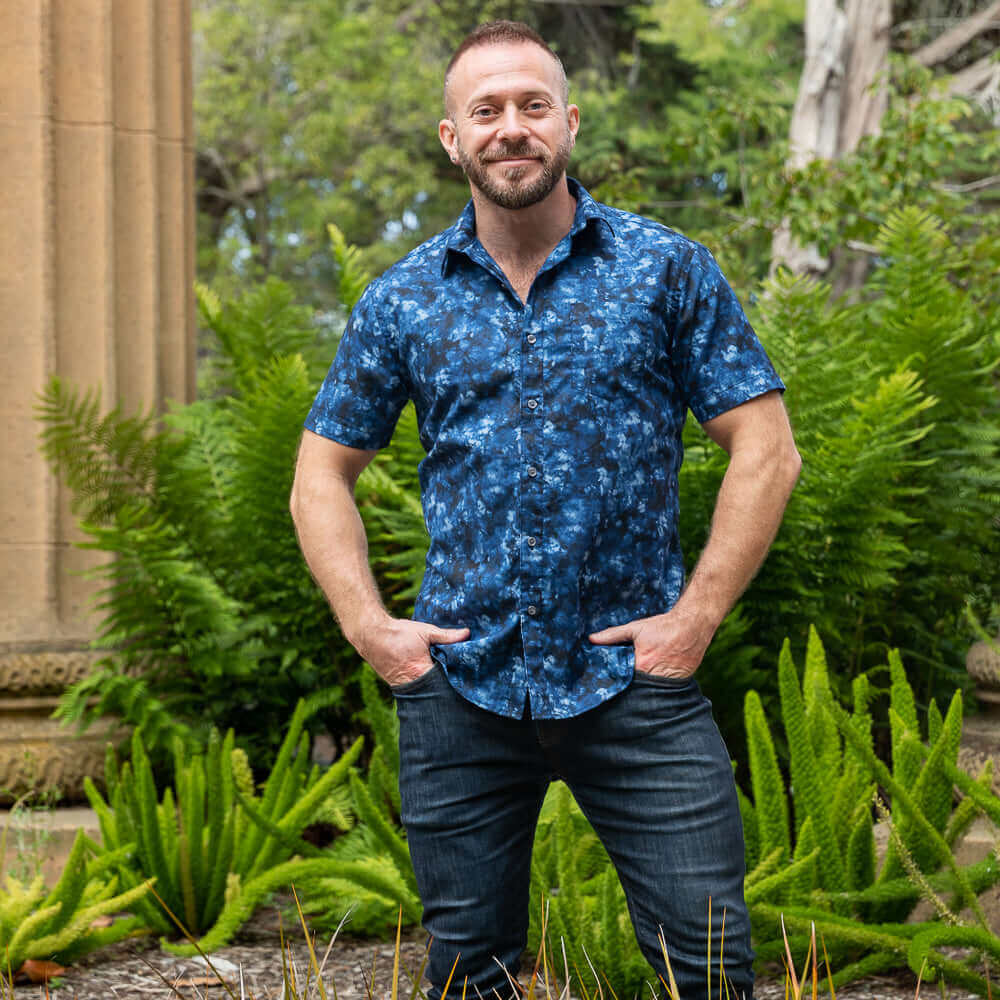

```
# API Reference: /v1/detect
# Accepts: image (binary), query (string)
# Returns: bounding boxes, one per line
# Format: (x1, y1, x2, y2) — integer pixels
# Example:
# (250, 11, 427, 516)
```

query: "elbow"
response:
(289, 475, 304, 524)
(783, 441, 802, 493)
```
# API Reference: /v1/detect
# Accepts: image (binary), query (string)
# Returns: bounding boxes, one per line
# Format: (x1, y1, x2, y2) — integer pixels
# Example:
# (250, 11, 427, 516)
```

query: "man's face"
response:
(439, 42, 579, 211)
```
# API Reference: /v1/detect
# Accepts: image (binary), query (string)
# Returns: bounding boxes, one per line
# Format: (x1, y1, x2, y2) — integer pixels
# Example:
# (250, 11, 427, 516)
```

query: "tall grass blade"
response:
(146, 880, 239, 1000)
(392, 905, 403, 1000)
(656, 925, 680, 1000)
(707, 896, 712, 1000)
(292, 884, 328, 1000)
(719, 905, 727, 1000)
(440, 952, 461, 1000)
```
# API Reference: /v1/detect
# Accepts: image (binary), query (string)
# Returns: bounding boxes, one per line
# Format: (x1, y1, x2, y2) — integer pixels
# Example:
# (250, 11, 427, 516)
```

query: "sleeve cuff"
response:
(689, 369, 786, 425)
(303, 413, 392, 451)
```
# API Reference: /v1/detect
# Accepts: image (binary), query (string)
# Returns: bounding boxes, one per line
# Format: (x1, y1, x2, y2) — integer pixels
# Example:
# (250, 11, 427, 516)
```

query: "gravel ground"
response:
(7, 901, 987, 1000)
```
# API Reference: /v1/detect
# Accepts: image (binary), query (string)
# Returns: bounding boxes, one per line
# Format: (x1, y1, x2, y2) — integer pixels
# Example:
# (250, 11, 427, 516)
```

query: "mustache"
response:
(480, 142, 544, 162)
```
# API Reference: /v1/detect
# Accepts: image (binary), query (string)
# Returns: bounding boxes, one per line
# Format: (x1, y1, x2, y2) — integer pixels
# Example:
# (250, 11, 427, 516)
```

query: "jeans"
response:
(392, 663, 753, 1000)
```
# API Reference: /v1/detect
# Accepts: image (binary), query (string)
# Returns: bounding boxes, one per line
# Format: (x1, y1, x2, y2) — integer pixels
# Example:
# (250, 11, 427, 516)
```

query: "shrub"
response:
(527, 630, 1000, 996)
(40, 233, 426, 768)
(0, 829, 151, 975)
(685, 207, 1000, 743)
(85, 700, 362, 950)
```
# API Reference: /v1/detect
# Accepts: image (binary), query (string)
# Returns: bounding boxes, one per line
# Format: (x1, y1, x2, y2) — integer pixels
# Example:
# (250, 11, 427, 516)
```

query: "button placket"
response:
(521, 314, 543, 629)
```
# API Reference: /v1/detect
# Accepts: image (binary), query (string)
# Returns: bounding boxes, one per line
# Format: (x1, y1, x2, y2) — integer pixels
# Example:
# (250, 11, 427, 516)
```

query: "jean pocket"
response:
(632, 668, 695, 689)
(389, 663, 442, 696)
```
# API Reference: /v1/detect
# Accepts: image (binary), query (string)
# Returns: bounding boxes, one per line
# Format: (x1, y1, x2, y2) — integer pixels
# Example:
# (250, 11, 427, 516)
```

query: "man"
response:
(291, 20, 800, 1000)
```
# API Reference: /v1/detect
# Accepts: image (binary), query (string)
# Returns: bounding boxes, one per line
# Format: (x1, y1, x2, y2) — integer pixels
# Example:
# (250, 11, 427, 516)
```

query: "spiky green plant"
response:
(527, 782, 656, 998)
(0, 829, 151, 973)
(293, 670, 420, 938)
(86, 699, 362, 949)
(739, 630, 1000, 994)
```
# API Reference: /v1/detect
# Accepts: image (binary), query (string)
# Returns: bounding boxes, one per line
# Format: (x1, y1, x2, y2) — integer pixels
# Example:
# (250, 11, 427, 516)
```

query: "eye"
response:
(526, 100, 548, 111)
(472, 106, 496, 119)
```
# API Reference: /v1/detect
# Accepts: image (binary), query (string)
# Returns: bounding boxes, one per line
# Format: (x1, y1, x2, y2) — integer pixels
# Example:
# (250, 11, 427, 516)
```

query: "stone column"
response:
(0, 0, 195, 800)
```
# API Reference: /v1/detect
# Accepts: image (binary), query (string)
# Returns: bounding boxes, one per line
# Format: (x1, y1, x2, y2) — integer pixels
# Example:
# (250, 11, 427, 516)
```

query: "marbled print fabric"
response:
(305, 178, 784, 719)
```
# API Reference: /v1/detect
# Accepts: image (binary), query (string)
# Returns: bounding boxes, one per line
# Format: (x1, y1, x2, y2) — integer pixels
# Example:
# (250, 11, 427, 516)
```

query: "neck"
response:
(471, 176, 576, 262)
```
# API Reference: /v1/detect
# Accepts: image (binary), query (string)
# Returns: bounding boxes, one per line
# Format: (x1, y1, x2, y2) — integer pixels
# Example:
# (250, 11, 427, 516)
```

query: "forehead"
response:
(448, 42, 562, 108)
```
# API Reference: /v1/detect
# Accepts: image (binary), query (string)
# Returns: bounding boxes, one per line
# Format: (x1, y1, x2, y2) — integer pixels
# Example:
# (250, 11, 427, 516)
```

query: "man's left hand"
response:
(588, 604, 717, 681)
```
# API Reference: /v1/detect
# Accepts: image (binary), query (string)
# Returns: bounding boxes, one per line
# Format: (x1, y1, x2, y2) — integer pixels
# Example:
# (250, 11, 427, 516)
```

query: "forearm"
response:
(290, 473, 390, 646)
(674, 441, 800, 629)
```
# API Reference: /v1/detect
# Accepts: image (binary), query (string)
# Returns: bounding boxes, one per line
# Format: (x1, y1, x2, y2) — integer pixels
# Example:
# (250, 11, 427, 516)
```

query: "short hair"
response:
(443, 20, 569, 117)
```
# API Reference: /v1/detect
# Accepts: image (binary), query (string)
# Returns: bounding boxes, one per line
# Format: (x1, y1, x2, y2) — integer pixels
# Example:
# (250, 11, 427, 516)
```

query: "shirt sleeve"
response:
(304, 280, 410, 450)
(670, 245, 785, 425)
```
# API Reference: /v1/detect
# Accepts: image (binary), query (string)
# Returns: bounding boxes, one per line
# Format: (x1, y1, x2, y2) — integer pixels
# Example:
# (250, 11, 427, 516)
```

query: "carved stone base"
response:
(0, 648, 99, 695)
(0, 648, 122, 804)
(959, 713, 1000, 797)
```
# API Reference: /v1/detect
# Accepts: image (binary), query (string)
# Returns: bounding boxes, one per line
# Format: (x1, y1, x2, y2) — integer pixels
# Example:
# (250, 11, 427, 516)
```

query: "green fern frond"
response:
(328, 223, 372, 310)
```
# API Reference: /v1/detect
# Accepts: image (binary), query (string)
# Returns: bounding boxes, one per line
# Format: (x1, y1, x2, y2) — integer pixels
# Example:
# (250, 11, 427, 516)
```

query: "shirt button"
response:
(526, 333, 537, 345)
(527, 605, 538, 616)
(527, 536, 537, 547)
(527, 398, 538, 409)
(527, 466, 538, 477)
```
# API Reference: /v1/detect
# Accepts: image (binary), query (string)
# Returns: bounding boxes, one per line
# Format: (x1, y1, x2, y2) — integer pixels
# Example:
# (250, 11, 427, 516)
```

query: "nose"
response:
(496, 102, 529, 141)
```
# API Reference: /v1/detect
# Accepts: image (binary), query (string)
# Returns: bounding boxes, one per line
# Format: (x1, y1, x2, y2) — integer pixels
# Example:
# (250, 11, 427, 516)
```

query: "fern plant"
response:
(683, 207, 1000, 749)
(85, 699, 362, 948)
(0, 829, 151, 973)
(40, 235, 429, 766)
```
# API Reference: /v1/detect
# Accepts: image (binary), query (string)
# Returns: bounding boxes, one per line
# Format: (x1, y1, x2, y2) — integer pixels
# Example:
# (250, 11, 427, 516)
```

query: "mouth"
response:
(485, 153, 540, 164)
(489, 157, 539, 168)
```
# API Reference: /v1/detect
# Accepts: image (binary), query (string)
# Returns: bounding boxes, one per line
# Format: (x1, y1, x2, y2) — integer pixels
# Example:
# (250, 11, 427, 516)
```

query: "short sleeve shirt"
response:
(306, 178, 784, 719)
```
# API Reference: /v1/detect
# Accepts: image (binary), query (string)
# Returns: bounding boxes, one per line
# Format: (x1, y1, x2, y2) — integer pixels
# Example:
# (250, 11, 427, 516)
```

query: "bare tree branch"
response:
(914, 0, 1000, 67)
(946, 51, 1000, 101)
(936, 172, 1000, 193)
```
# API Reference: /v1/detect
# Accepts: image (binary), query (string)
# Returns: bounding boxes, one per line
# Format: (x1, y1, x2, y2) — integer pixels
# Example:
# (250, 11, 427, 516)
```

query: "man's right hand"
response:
(350, 616, 470, 688)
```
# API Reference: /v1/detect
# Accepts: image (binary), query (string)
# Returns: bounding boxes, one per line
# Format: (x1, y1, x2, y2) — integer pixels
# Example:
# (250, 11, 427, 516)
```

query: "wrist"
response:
(669, 588, 727, 635)
(343, 606, 393, 651)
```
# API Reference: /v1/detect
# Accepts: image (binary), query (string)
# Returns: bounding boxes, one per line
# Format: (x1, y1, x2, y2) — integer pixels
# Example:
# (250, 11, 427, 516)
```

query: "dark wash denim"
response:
(392, 664, 753, 1000)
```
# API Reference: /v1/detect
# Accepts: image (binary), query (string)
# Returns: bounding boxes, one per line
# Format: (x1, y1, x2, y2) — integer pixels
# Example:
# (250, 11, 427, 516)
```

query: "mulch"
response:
(8, 898, 985, 1000)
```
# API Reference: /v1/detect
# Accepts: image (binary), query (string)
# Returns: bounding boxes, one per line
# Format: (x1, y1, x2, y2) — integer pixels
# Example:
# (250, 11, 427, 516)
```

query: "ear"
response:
(567, 104, 580, 146)
(439, 118, 460, 164)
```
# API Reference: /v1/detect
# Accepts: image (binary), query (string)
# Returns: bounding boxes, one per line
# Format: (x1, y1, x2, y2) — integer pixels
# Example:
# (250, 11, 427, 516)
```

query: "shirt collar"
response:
(441, 176, 617, 277)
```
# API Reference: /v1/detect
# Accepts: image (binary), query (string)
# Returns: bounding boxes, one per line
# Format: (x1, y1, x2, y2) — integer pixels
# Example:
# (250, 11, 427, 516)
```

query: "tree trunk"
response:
(839, 0, 892, 155)
(771, 0, 891, 276)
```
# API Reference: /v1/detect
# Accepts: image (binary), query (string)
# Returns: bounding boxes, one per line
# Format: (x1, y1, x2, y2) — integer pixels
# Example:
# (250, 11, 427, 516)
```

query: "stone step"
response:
(1, 805, 101, 886)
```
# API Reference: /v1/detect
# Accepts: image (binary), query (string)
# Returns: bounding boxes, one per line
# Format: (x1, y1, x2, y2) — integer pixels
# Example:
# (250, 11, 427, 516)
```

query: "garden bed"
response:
(8, 897, 986, 1000)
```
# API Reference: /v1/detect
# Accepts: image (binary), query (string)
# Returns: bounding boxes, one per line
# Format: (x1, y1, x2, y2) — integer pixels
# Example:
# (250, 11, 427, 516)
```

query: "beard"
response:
(455, 132, 573, 210)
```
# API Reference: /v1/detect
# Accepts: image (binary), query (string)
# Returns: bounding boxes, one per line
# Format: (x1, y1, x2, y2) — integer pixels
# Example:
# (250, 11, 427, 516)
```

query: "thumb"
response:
(425, 625, 471, 645)
(588, 622, 634, 645)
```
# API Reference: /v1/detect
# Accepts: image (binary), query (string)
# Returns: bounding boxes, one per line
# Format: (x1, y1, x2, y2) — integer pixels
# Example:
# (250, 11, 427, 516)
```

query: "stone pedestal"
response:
(960, 633, 1000, 795)
(0, 2, 194, 800)
(0, 650, 118, 804)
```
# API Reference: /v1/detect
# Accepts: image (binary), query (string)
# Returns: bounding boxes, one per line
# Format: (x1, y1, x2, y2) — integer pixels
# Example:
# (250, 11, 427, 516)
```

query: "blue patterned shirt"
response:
(306, 178, 784, 719)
